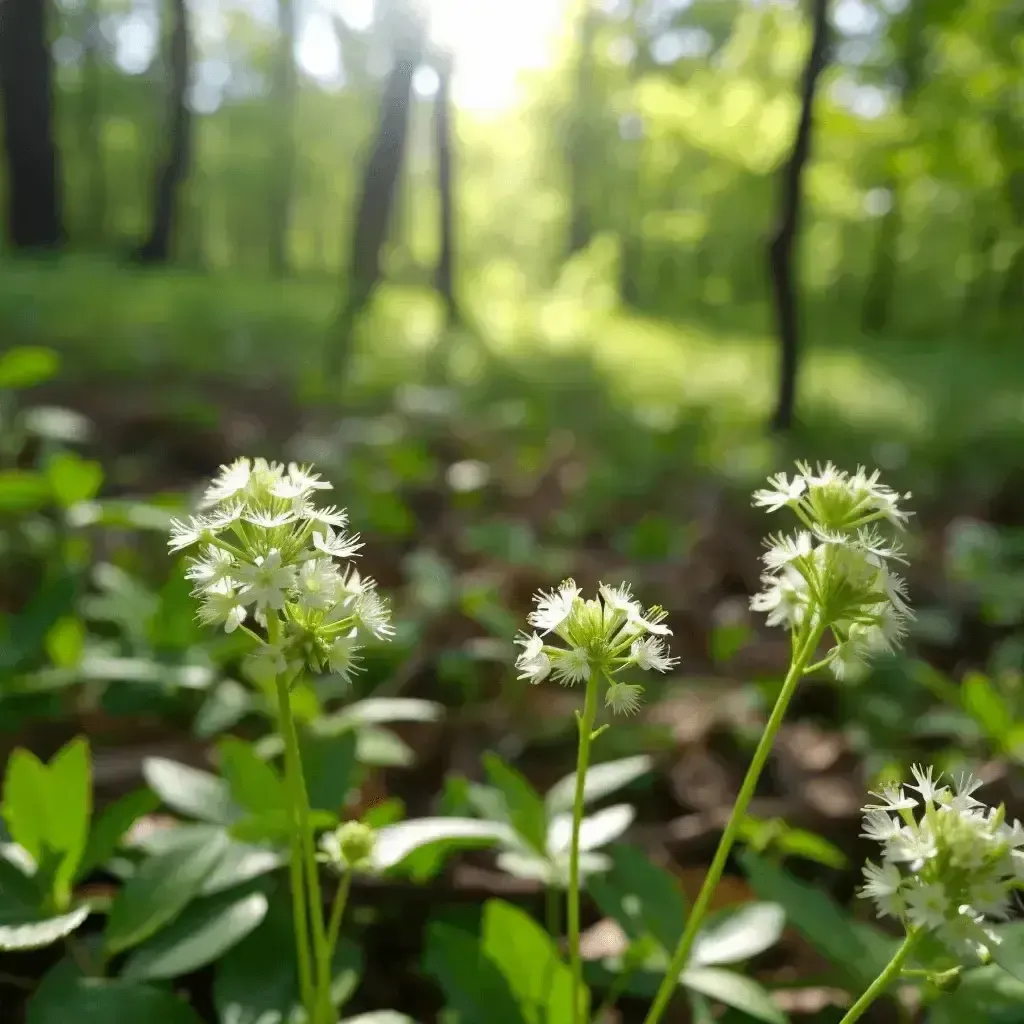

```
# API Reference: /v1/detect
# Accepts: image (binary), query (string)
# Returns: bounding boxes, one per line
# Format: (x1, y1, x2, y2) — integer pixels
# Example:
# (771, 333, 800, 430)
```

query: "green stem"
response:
(837, 931, 920, 1024)
(642, 618, 826, 1024)
(325, 869, 353, 964)
(275, 673, 315, 1019)
(591, 960, 638, 1024)
(568, 671, 601, 1024)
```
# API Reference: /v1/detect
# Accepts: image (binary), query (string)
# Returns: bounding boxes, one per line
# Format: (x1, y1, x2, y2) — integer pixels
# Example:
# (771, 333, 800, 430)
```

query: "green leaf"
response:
(739, 850, 895, 988)
(681, 967, 787, 1024)
(218, 738, 285, 814)
(373, 818, 513, 871)
(45, 737, 92, 900)
(123, 890, 269, 980)
(45, 616, 86, 669)
(691, 903, 785, 967)
(143, 757, 239, 825)
(928, 965, 1024, 1024)
(992, 921, 1024, 983)
(961, 672, 1011, 745)
(483, 753, 548, 853)
(482, 898, 579, 1024)
(0, 346, 59, 389)
(424, 920, 527, 1024)
(301, 732, 357, 814)
(200, 840, 284, 896)
(79, 788, 161, 881)
(545, 755, 653, 817)
(549, 804, 634, 855)
(104, 828, 229, 954)
(588, 844, 686, 953)
(45, 451, 104, 508)
(194, 680, 252, 739)
(229, 809, 337, 844)
(27, 959, 203, 1024)
(3, 748, 50, 860)
(356, 726, 414, 767)
(318, 698, 443, 731)
(0, 854, 43, 920)
(0, 905, 90, 950)
(0, 470, 50, 512)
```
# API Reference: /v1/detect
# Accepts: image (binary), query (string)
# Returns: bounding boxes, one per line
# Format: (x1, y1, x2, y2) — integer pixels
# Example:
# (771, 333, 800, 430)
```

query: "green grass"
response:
(3, 255, 1022, 504)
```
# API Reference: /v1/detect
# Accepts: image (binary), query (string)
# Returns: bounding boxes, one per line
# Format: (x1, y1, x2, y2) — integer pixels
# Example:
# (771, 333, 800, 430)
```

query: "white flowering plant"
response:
(170, 457, 394, 1024)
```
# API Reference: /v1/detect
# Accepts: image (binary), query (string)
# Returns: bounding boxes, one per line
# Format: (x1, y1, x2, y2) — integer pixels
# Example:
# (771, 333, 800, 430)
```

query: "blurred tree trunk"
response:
(0, 0, 64, 250)
(135, 0, 192, 263)
(434, 54, 459, 326)
(331, 8, 424, 374)
(80, 0, 106, 244)
(861, 0, 927, 333)
(268, 0, 296, 277)
(767, 0, 830, 433)
(618, 0, 646, 306)
(566, 0, 599, 256)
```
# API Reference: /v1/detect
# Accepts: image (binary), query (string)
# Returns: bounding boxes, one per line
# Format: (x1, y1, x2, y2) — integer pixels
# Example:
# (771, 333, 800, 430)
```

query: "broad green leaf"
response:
(682, 967, 787, 1024)
(28, 959, 203, 1024)
(588, 844, 686, 953)
(0, 905, 90, 950)
(200, 841, 284, 895)
(483, 753, 548, 853)
(45, 616, 86, 669)
(3, 749, 50, 860)
(424, 920, 527, 1024)
(373, 818, 513, 871)
(482, 898, 580, 1024)
(79, 788, 161, 880)
(0, 854, 42, 919)
(961, 672, 1010, 744)
(229, 809, 337, 844)
(104, 828, 229, 954)
(301, 732, 357, 814)
(318, 698, 443, 731)
(123, 890, 269, 980)
(928, 965, 1024, 1024)
(691, 903, 785, 967)
(46, 737, 92, 900)
(992, 921, 1024, 983)
(356, 726, 414, 767)
(0, 470, 50, 512)
(46, 452, 104, 508)
(218, 738, 285, 814)
(548, 804, 634, 856)
(739, 850, 895, 988)
(143, 757, 239, 825)
(545, 755, 653, 816)
(0, 346, 60, 389)
(194, 680, 252, 739)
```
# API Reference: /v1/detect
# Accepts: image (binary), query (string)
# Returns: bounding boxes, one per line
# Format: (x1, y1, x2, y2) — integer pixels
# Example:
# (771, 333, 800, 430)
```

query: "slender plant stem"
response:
(325, 869, 353, 963)
(837, 931, 920, 1024)
(274, 673, 315, 1019)
(642, 618, 826, 1024)
(592, 960, 639, 1024)
(276, 675, 332, 1024)
(568, 671, 601, 1024)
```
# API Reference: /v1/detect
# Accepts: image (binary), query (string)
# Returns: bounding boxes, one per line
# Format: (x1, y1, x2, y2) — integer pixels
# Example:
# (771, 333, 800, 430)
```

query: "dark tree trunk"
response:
(434, 56, 459, 326)
(331, 14, 424, 372)
(268, 0, 296, 277)
(0, 0, 64, 250)
(767, 0, 830, 433)
(135, 0, 191, 263)
(861, 0, 927, 333)
(80, 0, 106, 243)
(566, 2, 599, 256)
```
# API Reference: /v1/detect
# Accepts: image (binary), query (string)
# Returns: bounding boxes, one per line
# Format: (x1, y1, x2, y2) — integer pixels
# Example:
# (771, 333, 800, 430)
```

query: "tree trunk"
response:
(566, 1, 599, 256)
(135, 0, 191, 263)
(0, 0, 64, 250)
(79, 0, 106, 244)
(434, 55, 459, 326)
(860, 0, 927, 333)
(331, 13, 424, 372)
(766, 0, 830, 433)
(267, 0, 296, 277)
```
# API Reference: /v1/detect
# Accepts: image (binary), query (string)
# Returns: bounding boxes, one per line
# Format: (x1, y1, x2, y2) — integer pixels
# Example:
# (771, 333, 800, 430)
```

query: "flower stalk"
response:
(836, 931, 920, 1024)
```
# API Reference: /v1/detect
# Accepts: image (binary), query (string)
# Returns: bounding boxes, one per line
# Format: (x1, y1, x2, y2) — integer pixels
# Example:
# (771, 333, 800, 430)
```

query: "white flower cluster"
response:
(514, 580, 678, 715)
(169, 458, 393, 683)
(750, 462, 913, 678)
(859, 766, 1024, 960)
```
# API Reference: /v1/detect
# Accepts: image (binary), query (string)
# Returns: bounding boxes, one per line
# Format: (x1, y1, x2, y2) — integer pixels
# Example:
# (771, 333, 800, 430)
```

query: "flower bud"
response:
(322, 821, 376, 870)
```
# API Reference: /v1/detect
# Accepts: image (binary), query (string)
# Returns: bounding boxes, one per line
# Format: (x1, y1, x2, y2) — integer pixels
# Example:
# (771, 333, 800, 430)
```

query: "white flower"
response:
(528, 581, 581, 633)
(236, 549, 297, 610)
(328, 629, 362, 682)
(301, 504, 350, 528)
(762, 531, 812, 570)
(905, 881, 951, 930)
(295, 559, 341, 611)
(630, 636, 678, 673)
(552, 646, 590, 686)
(244, 506, 299, 530)
(185, 545, 235, 589)
(865, 783, 918, 813)
(598, 582, 640, 617)
(355, 589, 394, 640)
(861, 860, 905, 919)
(169, 515, 210, 552)
(750, 568, 809, 628)
(752, 472, 806, 512)
(627, 604, 672, 637)
(197, 579, 247, 633)
(605, 682, 644, 715)
(908, 764, 942, 803)
(313, 526, 363, 560)
(270, 463, 332, 501)
(515, 633, 551, 684)
(860, 810, 904, 846)
(201, 458, 252, 508)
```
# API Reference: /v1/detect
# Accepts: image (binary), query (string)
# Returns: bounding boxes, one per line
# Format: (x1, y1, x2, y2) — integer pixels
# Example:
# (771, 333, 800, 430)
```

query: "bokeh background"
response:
(1, 0, 1023, 1020)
